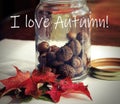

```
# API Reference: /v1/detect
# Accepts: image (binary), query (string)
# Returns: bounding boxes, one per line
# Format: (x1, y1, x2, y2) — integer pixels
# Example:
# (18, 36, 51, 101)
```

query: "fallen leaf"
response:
(59, 78, 92, 100)
(0, 66, 30, 96)
(46, 85, 61, 103)
(19, 69, 57, 98)
(46, 78, 92, 102)
(20, 78, 41, 98)
(31, 69, 57, 83)
(0, 67, 92, 103)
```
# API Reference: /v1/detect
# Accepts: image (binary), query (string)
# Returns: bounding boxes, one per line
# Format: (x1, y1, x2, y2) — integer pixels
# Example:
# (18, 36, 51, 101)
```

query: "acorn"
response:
(40, 66, 52, 73)
(37, 41, 49, 52)
(68, 39, 81, 56)
(58, 64, 75, 78)
(46, 52, 56, 63)
(75, 67, 83, 75)
(49, 45, 59, 53)
(38, 53, 47, 64)
(76, 32, 82, 43)
(56, 46, 73, 62)
(71, 56, 82, 69)
(51, 60, 64, 67)
(67, 32, 77, 40)
(44, 66, 52, 72)
(51, 68, 57, 74)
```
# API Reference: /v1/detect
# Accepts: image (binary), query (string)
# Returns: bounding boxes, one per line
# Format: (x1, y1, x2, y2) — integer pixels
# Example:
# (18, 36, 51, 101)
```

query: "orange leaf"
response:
(46, 85, 61, 103)
(19, 69, 57, 98)
(32, 69, 57, 83)
(20, 78, 41, 98)
(59, 78, 92, 100)
(47, 78, 92, 102)
(0, 66, 30, 96)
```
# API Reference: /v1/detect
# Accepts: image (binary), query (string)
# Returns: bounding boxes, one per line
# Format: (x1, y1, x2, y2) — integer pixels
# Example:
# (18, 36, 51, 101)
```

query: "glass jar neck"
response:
(41, 0, 86, 3)
(40, 0, 86, 8)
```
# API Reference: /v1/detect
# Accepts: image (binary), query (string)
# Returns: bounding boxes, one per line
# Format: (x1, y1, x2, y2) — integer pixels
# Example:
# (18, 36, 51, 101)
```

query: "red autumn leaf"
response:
(47, 78, 92, 102)
(0, 66, 92, 103)
(20, 78, 41, 98)
(0, 66, 30, 96)
(46, 85, 61, 103)
(59, 78, 92, 100)
(31, 69, 57, 83)
(59, 77, 73, 91)
(19, 69, 57, 98)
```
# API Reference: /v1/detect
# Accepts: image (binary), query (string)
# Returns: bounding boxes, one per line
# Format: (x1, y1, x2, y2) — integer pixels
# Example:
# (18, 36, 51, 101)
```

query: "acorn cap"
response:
(58, 64, 75, 78)
(68, 39, 81, 56)
(46, 52, 56, 66)
(49, 45, 59, 53)
(75, 67, 83, 75)
(51, 60, 64, 67)
(71, 56, 82, 69)
(56, 46, 73, 62)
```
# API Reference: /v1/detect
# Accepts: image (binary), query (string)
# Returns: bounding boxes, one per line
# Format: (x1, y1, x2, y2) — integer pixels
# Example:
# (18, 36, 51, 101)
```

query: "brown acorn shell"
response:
(68, 39, 81, 56)
(71, 56, 82, 69)
(56, 46, 73, 62)
(38, 41, 49, 52)
(58, 64, 75, 78)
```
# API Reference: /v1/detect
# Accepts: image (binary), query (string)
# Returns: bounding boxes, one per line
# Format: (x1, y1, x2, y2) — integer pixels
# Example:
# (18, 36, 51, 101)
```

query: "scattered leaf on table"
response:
(47, 78, 92, 102)
(0, 66, 30, 96)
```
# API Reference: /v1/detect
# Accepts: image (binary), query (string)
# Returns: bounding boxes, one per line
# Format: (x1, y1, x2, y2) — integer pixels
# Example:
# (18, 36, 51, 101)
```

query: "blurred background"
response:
(0, 0, 39, 22)
(0, 0, 39, 40)
(0, 0, 98, 22)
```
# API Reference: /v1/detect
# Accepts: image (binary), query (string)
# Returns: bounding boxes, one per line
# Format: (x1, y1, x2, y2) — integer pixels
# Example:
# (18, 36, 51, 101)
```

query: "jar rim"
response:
(41, 0, 86, 4)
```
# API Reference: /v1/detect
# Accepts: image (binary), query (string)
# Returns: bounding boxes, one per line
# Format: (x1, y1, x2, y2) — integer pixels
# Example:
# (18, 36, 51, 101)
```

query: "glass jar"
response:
(35, 0, 91, 81)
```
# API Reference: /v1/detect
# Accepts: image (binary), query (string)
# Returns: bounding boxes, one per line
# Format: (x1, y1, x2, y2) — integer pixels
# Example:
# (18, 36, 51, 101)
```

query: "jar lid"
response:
(90, 58, 120, 80)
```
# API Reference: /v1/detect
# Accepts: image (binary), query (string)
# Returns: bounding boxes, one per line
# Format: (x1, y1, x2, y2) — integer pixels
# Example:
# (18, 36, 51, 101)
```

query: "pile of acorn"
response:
(37, 32, 88, 79)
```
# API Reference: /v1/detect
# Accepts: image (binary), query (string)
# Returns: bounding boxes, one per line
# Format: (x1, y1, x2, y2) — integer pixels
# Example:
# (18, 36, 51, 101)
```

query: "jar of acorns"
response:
(35, 0, 91, 81)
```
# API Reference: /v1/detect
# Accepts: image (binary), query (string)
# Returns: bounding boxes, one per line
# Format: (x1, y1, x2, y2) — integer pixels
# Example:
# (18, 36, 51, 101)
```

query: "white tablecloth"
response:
(0, 39, 120, 104)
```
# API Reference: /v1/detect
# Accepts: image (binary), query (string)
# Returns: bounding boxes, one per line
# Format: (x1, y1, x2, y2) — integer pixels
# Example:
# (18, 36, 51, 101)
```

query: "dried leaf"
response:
(0, 67, 92, 103)
(31, 69, 57, 83)
(47, 78, 92, 102)
(19, 69, 57, 98)
(0, 66, 30, 96)
(59, 78, 92, 100)
(46, 85, 61, 103)
(20, 78, 41, 98)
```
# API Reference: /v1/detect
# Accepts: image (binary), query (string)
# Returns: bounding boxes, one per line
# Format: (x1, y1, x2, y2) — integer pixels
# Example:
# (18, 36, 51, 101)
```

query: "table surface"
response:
(0, 39, 120, 104)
